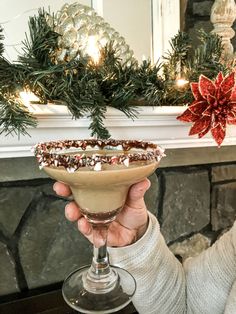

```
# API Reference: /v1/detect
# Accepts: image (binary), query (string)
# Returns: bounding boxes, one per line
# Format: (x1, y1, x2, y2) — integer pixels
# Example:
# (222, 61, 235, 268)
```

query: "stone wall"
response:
(1, 0, 236, 301)
(0, 177, 91, 296)
(0, 150, 236, 298)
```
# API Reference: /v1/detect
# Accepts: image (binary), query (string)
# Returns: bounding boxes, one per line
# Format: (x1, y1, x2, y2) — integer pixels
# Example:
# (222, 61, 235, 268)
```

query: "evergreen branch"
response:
(0, 96, 37, 136)
(0, 8, 233, 139)
(19, 9, 59, 68)
(189, 30, 226, 80)
(157, 30, 228, 106)
(100, 41, 121, 69)
(164, 31, 191, 63)
(88, 105, 110, 139)
(0, 59, 29, 94)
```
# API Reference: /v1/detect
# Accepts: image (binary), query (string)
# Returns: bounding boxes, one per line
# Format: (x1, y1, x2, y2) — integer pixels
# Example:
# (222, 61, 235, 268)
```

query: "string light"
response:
(19, 91, 40, 110)
(176, 78, 189, 88)
(86, 36, 100, 65)
(175, 59, 189, 89)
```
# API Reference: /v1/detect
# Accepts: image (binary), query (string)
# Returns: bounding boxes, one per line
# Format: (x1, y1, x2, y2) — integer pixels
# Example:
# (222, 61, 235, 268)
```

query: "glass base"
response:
(62, 265, 136, 314)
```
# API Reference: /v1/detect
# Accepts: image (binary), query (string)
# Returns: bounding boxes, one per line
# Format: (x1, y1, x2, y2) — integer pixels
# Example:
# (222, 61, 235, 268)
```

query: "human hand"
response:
(53, 179, 150, 247)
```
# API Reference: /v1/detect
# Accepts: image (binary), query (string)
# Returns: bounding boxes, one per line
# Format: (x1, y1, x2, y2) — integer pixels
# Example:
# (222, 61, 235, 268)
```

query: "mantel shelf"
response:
(0, 104, 236, 158)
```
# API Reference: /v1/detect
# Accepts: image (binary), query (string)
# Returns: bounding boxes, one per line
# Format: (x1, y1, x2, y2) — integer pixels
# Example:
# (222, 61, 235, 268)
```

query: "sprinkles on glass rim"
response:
(34, 139, 165, 172)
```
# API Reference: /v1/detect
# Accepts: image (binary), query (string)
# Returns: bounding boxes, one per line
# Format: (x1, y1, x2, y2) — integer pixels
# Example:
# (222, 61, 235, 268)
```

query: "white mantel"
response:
(0, 105, 236, 158)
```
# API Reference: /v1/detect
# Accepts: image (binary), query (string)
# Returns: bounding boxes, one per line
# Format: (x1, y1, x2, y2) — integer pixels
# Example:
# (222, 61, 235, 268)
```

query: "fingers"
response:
(53, 182, 71, 197)
(65, 202, 81, 221)
(54, 182, 95, 244)
(127, 178, 150, 207)
(77, 217, 92, 236)
(65, 201, 94, 242)
(77, 219, 107, 247)
(65, 202, 94, 243)
(116, 179, 149, 233)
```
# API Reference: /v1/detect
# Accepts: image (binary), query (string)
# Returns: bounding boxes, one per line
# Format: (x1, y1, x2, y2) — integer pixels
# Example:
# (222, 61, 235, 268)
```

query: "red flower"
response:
(177, 72, 236, 146)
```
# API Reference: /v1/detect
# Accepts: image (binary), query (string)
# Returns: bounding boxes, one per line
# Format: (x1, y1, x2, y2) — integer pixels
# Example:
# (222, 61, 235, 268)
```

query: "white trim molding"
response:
(92, 0, 180, 63)
(0, 105, 236, 158)
(151, 0, 180, 63)
(92, 0, 104, 16)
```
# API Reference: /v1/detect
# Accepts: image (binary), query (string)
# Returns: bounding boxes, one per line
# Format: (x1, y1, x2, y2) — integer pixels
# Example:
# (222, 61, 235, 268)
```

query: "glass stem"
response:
(92, 223, 110, 272)
(83, 222, 118, 294)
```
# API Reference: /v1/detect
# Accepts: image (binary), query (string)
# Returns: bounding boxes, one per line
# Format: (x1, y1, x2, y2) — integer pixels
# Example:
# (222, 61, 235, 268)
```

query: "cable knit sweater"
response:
(108, 213, 236, 314)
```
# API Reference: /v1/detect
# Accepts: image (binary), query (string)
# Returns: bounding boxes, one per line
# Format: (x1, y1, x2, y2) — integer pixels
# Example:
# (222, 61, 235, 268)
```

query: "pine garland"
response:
(0, 28, 37, 136)
(159, 30, 227, 106)
(0, 9, 231, 139)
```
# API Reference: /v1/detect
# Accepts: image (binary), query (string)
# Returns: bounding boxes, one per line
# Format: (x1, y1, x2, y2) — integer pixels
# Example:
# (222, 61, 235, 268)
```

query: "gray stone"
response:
(161, 170, 210, 243)
(161, 146, 236, 168)
(193, 1, 213, 16)
(18, 196, 92, 289)
(0, 157, 47, 182)
(40, 182, 57, 196)
(40, 220, 92, 286)
(0, 242, 19, 296)
(0, 186, 37, 238)
(144, 173, 159, 215)
(0, 183, 56, 238)
(169, 233, 211, 262)
(211, 182, 236, 231)
(212, 165, 236, 182)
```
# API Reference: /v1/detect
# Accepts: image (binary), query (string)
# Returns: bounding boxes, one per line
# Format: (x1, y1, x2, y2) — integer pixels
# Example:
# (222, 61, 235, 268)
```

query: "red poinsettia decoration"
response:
(177, 72, 236, 146)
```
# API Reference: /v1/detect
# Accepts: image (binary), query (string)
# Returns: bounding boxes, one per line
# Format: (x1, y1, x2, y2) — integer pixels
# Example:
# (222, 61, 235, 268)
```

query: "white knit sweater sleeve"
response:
(184, 222, 236, 314)
(108, 213, 186, 314)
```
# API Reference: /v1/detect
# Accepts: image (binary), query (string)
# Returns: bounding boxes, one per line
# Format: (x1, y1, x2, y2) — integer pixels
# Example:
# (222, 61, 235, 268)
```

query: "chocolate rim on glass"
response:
(34, 139, 165, 314)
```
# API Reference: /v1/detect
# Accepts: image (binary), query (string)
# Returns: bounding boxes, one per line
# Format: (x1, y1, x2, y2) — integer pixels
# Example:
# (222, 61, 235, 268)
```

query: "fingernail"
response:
(65, 204, 71, 219)
(52, 183, 56, 191)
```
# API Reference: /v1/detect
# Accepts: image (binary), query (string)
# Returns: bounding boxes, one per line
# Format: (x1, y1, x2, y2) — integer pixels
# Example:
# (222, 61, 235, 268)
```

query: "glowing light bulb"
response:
(86, 36, 100, 64)
(176, 78, 189, 88)
(19, 91, 40, 108)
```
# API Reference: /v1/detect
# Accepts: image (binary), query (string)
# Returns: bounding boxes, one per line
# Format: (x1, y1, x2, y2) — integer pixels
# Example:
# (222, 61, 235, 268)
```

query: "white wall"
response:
(0, 0, 91, 61)
(0, 0, 180, 63)
(101, 0, 152, 62)
(152, 0, 180, 63)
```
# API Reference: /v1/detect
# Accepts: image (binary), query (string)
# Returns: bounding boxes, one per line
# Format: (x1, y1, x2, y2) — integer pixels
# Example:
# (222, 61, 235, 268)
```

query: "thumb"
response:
(126, 178, 150, 208)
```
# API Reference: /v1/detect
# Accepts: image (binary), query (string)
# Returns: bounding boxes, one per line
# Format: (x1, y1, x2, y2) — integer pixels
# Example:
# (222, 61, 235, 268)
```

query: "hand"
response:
(53, 179, 150, 247)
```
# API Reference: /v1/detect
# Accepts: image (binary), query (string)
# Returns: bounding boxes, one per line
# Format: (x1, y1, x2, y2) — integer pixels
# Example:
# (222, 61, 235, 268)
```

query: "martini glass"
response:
(34, 139, 164, 314)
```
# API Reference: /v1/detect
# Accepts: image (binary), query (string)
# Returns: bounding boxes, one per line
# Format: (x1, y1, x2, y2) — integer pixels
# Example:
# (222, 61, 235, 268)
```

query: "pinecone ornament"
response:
(47, 2, 135, 65)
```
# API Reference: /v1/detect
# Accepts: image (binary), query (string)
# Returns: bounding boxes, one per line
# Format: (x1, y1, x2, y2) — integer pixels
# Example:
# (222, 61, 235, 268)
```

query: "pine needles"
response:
(0, 9, 230, 139)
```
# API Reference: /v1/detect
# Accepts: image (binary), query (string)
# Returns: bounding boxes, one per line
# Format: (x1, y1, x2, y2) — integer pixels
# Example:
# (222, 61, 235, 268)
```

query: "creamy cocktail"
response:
(45, 156, 159, 222)
(34, 139, 164, 314)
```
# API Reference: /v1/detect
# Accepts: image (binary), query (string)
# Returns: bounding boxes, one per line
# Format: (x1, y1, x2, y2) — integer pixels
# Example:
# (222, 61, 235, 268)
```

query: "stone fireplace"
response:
(1, 0, 236, 307)
(1, 144, 236, 298)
